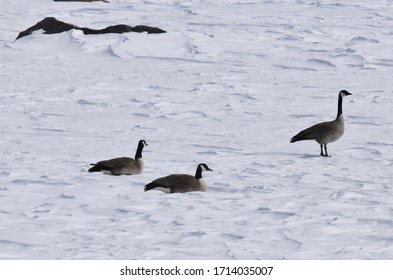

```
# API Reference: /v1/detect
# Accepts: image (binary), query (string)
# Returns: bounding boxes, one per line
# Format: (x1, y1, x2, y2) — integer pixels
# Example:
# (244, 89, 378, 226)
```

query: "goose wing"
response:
(89, 157, 135, 172)
(290, 120, 335, 142)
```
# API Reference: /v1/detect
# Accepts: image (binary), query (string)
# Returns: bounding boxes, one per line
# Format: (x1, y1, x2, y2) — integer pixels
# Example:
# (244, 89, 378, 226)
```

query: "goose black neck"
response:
(195, 165, 203, 179)
(135, 142, 144, 159)
(336, 94, 343, 119)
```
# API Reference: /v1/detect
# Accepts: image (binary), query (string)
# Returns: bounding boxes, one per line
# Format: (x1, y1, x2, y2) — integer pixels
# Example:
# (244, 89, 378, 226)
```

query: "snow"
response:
(1, 0, 393, 259)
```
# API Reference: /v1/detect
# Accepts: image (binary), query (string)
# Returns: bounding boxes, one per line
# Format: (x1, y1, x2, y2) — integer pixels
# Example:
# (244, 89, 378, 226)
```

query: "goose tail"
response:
(144, 182, 157, 192)
(290, 127, 316, 143)
(88, 163, 111, 173)
(88, 164, 101, 173)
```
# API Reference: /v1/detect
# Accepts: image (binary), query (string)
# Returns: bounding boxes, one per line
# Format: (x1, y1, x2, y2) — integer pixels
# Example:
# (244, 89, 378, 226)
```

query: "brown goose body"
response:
(291, 115, 344, 145)
(89, 140, 147, 175)
(290, 90, 352, 156)
(144, 163, 212, 193)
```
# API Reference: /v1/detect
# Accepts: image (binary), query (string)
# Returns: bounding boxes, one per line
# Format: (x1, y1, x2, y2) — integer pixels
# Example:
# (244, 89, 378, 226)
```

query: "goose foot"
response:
(320, 144, 330, 157)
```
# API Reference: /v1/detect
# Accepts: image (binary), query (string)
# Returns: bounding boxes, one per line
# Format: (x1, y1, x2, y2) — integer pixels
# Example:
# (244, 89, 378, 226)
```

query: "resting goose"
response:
(88, 140, 148, 175)
(290, 90, 352, 156)
(144, 163, 212, 193)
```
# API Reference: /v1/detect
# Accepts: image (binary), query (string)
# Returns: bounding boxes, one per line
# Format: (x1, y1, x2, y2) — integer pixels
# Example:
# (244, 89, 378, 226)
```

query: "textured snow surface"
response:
(1, 0, 393, 259)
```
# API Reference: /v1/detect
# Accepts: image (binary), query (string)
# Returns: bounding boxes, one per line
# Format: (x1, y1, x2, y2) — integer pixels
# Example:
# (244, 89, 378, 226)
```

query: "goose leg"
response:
(323, 144, 329, 157)
(320, 144, 329, 157)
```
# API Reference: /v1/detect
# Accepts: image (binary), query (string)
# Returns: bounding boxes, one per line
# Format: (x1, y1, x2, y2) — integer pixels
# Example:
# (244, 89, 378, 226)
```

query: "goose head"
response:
(139, 140, 148, 147)
(199, 163, 213, 172)
(339, 90, 352, 98)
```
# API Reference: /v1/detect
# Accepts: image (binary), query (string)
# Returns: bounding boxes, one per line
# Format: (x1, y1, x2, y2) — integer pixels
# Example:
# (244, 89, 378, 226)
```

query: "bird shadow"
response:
(300, 153, 326, 159)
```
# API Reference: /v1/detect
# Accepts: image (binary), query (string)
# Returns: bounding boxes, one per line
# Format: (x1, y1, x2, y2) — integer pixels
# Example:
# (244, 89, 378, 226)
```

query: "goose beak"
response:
(207, 167, 213, 171)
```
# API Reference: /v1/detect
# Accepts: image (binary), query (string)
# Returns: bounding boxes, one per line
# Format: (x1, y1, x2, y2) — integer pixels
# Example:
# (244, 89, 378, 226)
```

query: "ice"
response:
(1, 0, 393, 259)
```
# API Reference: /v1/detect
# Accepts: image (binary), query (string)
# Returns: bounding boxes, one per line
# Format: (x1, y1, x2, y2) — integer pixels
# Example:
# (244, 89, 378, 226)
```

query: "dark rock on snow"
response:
(16, 17, 166, 40)
(53, 0, 109, 2)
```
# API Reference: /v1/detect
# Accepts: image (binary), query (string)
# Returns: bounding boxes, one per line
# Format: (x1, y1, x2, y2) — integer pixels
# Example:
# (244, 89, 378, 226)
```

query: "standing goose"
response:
(144, 163, 213, 193)
(88, 140, 148, 175)
(290, 90, 352, 156)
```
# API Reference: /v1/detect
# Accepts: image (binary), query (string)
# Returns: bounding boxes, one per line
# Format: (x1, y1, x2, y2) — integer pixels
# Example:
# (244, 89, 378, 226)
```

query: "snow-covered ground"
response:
(1, 0, 393, 259)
